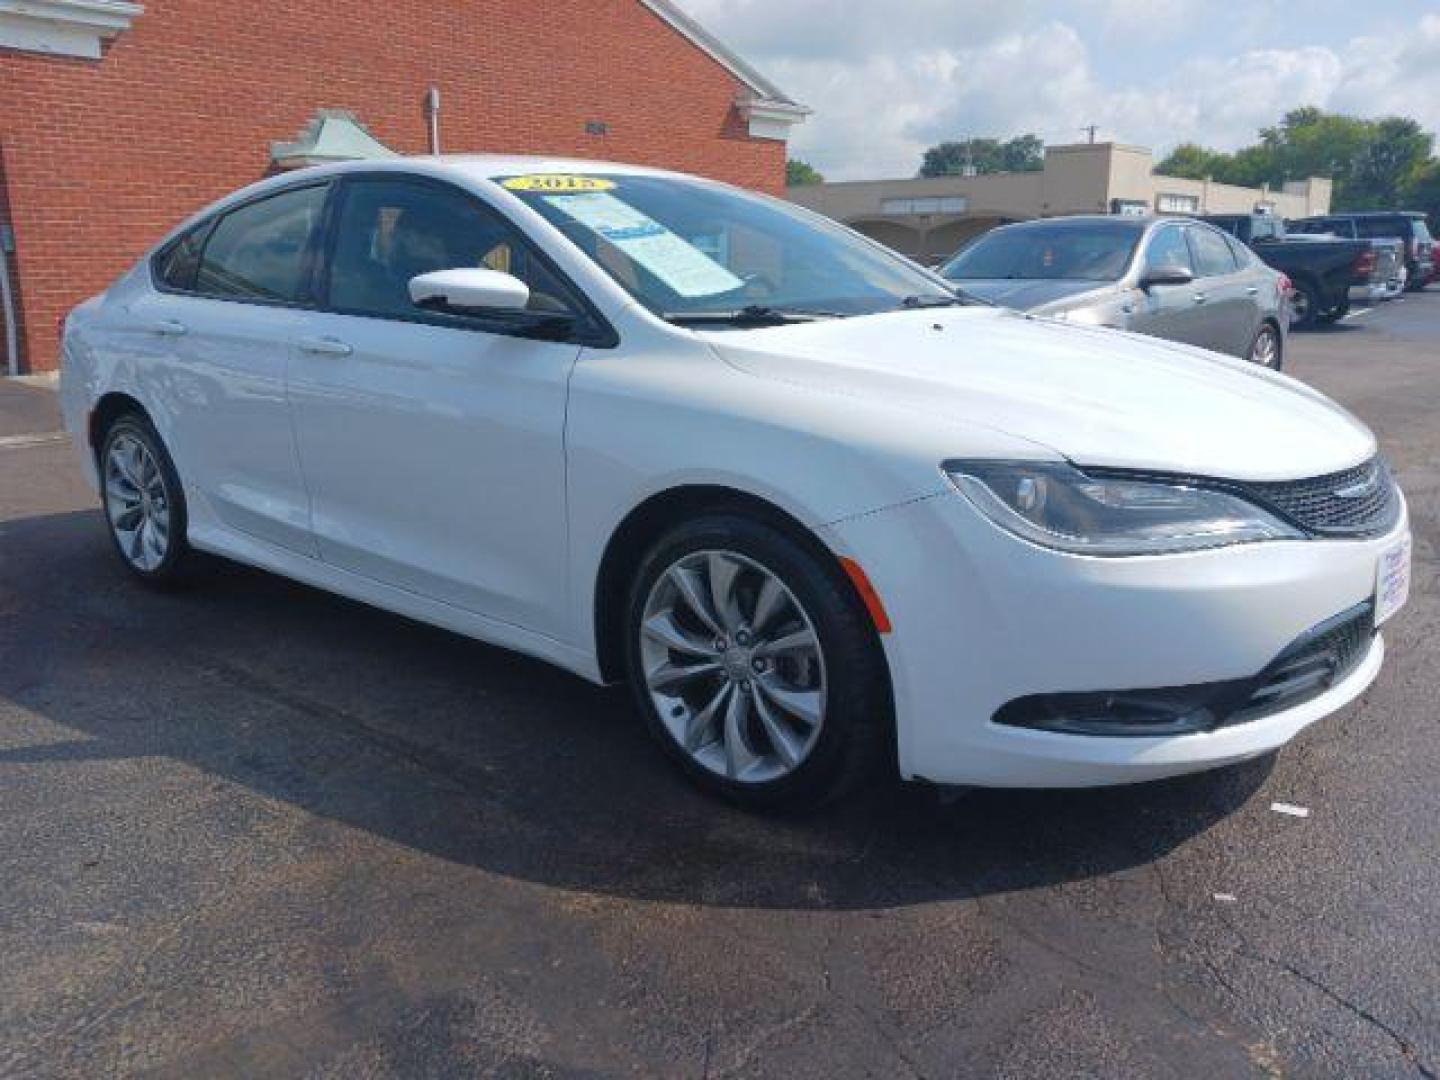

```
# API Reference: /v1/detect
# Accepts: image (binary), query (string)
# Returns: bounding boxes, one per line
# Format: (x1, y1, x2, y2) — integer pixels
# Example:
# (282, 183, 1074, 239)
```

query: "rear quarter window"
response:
(153, 221, 213, 292)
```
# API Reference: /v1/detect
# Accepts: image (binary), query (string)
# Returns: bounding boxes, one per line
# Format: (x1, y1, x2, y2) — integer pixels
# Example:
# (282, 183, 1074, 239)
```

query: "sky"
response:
(671, 0, 1440, 180)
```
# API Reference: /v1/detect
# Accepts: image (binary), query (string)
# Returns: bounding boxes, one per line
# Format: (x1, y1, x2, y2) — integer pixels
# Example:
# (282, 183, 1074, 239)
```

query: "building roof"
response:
(639, 0, 804, 109)
(271, 110, 398, 169)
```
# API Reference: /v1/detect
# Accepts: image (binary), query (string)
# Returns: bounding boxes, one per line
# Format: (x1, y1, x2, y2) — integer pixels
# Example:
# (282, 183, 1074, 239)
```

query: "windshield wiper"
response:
(899, 291, 991, 309)
(662, 304, 844, 326)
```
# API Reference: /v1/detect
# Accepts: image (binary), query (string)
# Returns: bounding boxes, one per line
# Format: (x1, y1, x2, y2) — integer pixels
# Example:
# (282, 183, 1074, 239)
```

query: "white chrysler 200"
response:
(60, 157, 1410, 809)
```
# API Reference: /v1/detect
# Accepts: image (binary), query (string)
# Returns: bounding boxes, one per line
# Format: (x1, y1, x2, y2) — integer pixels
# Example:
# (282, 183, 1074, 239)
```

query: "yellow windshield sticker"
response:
(501, 174, 616, 193)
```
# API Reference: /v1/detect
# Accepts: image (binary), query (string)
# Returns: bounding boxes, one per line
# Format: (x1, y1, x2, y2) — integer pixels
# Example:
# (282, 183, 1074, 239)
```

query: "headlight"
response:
(945, 460, 1303, 555)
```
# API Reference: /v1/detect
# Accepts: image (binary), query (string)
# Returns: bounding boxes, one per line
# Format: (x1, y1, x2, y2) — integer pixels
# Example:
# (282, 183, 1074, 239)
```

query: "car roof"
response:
(994, 214, 1151, 229)
(1298, 211, 1424, 220)
(431, 153, 686, 182)
(292, 153, 692, 186)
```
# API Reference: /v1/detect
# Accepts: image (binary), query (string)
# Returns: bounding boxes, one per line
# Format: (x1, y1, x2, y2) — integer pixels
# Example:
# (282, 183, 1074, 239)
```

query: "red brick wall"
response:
(0, 0, 788, 371)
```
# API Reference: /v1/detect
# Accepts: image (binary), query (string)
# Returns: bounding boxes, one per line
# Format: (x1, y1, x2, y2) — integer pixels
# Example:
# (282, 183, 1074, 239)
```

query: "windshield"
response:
(498, 173, 954, 321)
(941, 221, 1143, 282)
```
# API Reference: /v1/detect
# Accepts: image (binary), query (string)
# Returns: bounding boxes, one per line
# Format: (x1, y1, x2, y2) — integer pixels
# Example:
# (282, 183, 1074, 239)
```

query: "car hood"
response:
(710, 307, 1374, 482)
(946, 278, 1113, 312)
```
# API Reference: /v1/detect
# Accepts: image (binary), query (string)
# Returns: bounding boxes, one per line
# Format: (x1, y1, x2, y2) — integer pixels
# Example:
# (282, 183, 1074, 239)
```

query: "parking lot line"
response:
(0, 431, 67, 451)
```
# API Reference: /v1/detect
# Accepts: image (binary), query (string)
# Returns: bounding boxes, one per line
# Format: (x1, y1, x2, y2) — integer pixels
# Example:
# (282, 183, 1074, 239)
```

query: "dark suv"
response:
(1288, 212, 1433, 292)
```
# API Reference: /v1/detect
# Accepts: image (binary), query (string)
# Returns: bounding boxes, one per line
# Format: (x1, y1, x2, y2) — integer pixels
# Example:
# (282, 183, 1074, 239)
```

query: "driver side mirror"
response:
(409, 267, 531, 314)
(1138, 265, 1194, 290)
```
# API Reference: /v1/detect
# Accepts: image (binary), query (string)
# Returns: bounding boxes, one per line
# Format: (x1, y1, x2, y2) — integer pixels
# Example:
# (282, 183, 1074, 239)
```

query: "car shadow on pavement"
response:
(0, 509, 1274, 912)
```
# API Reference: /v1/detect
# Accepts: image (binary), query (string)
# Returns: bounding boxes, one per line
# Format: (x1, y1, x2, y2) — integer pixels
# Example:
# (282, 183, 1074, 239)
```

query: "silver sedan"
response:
(940, 216, 1289, 369)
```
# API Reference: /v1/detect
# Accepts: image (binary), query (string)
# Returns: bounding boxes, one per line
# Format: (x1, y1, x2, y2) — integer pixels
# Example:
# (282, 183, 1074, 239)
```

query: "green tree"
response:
(1155, 142, 1232, 180)
(785, 158, 825, 186)
(1154, 108, 1435, 211)
(918, 135, 1044, 177)
(1401, 159, 1440, 232)
(1352, 117, 1433, 208)
(998, 134, 1045, 173)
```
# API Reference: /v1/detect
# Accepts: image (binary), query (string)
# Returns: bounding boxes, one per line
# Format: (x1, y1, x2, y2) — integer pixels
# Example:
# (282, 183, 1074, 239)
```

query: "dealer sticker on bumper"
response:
(1376, 535, 1411, 626)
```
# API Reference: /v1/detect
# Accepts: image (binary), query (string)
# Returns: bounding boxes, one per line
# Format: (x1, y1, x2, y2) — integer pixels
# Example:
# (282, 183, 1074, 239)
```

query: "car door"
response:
(131, 181, 329, 555)
(1186, 223, 1254, 357)
(1224, 232, 1277, 336)
(286, 174, 598, 637)
(1129, 223, 1209, 347)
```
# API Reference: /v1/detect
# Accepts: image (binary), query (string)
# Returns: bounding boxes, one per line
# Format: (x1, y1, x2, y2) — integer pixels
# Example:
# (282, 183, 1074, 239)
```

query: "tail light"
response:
(1353, 249, 1377, 277)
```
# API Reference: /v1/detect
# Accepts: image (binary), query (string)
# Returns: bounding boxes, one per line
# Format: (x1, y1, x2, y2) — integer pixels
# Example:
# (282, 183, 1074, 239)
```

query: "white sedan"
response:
(59, 156, 1410, 809)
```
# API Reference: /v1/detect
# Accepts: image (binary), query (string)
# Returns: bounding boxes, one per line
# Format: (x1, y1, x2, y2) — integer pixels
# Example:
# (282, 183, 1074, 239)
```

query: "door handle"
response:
(1245, 286, 1259, 296)
(1192, 293, 1208, 304)
(149, 319, 188, 337)
(296, 335, 353, 357)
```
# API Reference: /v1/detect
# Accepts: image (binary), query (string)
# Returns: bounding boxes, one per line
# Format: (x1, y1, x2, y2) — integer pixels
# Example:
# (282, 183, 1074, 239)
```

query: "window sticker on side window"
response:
(542, 191, 744, 299)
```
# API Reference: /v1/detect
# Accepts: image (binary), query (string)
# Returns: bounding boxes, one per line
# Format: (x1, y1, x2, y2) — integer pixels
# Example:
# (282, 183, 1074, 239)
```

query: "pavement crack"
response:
(1244, 948, 1436, 1079)
(1219, 914, 1435, 1079)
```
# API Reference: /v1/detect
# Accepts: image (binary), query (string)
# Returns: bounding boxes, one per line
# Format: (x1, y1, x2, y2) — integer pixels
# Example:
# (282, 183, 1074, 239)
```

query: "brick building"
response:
(0, 0, 807, 373)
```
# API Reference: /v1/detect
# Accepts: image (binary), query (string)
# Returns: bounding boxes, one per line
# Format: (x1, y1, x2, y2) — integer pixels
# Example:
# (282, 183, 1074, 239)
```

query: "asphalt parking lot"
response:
(2, 296, 1437, 1079)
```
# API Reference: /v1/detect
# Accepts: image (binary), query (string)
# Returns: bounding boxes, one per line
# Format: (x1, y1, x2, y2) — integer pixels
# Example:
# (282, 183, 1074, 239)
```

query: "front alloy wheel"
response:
(639, 550, 826, 783)
(625, 514, 889, 810)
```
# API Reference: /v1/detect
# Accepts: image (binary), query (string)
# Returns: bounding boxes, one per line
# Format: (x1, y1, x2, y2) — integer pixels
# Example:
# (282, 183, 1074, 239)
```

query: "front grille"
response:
(1222, 603, 1375, 725)
(1239, 457, 1399, 537)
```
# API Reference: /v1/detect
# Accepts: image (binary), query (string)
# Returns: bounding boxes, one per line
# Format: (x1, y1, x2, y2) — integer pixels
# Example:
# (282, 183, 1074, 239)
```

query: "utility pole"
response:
(1082, 124, 1098, 144)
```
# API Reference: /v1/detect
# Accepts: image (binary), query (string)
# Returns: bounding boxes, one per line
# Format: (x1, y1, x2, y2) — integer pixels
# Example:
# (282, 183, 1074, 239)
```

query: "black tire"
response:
(98, 412, 199, 589)
(1247, 322, 1284, 370)
(623, 513, 890, 812)
(1405, 265, 1425, 292)
(1288, 278, 1320, 329)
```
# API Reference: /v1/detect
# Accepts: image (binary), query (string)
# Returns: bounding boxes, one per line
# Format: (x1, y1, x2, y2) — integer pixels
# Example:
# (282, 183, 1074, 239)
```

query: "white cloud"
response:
(673, 1, 1440, 179)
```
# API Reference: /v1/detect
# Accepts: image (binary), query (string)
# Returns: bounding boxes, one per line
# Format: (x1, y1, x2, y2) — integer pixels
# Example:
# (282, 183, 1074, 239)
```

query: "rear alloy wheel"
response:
(1248, 324, 1283, 370)
(100, 414, 195, 586)
(625, 515, 888, 810)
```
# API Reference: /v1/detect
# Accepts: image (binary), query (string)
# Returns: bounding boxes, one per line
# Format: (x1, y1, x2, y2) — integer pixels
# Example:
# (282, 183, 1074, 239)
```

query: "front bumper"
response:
(822, 490, 1407, 788)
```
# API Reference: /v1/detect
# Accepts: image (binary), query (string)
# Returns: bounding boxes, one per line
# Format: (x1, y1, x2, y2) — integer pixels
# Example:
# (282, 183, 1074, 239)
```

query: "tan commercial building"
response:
(787, 142, 1333, 263)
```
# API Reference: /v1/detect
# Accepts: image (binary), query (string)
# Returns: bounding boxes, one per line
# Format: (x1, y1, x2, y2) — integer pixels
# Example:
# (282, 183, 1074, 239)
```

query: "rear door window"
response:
(1188, 226, 1238, 277)
(196, 184, 328, 303)
(1222, 233, 1252, 267)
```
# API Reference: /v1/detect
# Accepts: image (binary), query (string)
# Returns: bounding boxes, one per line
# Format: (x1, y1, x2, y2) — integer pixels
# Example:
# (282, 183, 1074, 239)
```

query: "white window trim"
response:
(0, 0, 142, 60)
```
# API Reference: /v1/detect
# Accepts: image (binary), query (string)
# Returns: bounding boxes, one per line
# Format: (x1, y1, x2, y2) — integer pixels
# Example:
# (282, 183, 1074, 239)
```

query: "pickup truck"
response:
(1199, 214, 1373, 328)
